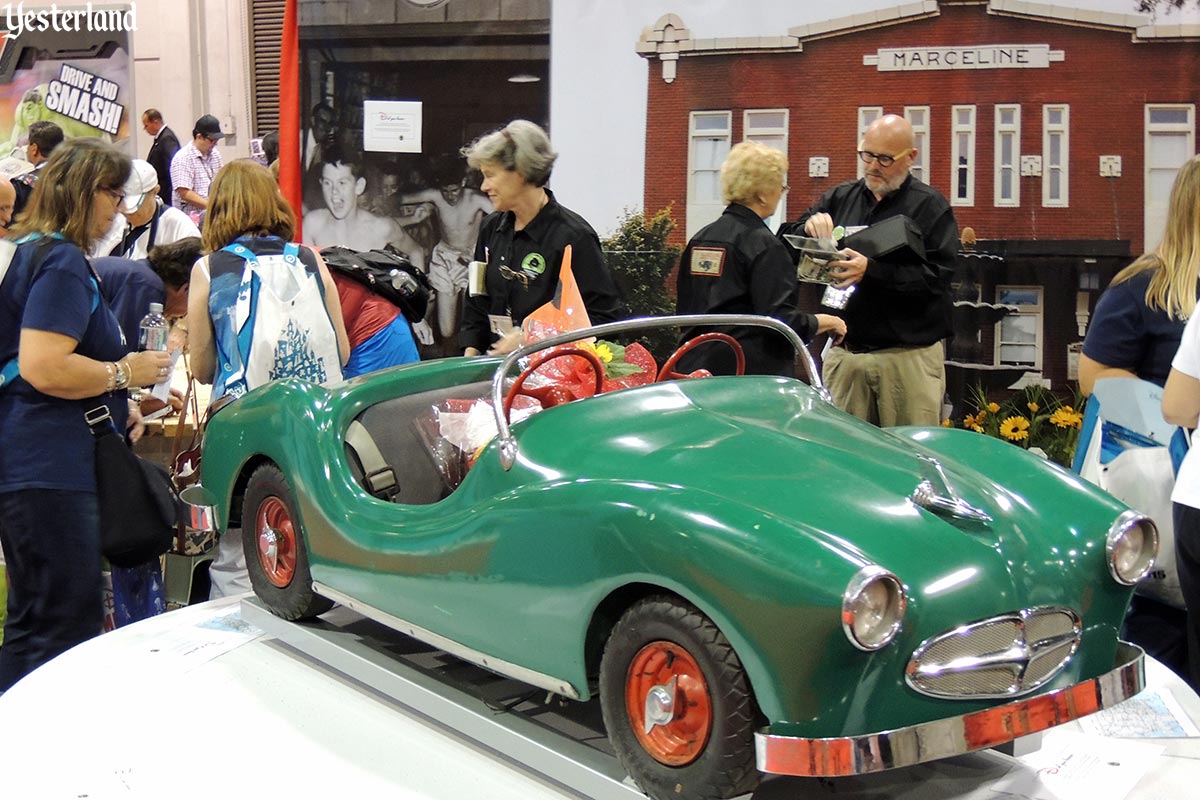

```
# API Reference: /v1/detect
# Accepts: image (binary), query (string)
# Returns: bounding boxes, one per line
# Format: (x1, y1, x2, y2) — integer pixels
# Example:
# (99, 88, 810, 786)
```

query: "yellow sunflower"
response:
(1049, 407, 1083, 429)
(999, 415, 1031, 441)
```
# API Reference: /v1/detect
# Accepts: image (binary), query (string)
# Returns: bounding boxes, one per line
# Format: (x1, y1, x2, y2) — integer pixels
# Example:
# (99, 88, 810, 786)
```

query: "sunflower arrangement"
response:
(947, 384, 1085, 467)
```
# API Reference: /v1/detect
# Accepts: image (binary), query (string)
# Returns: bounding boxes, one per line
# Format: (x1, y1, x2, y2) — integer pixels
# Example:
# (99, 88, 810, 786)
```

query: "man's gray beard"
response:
(868, 172, 907, 198)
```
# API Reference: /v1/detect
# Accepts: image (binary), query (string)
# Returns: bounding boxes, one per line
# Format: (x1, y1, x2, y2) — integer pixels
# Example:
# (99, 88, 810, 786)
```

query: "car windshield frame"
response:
(489, 314, 829, 470)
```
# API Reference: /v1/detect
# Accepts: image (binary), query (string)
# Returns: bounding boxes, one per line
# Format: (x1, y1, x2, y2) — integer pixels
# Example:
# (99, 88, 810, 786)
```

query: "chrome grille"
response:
(906, 607, 1081, 699)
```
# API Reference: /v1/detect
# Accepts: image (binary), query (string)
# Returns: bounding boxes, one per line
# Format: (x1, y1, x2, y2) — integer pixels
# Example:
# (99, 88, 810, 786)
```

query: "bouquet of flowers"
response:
(518, 247, 658, 398)
(417, 247, 664, 490)
(946, 384, 1085, 467)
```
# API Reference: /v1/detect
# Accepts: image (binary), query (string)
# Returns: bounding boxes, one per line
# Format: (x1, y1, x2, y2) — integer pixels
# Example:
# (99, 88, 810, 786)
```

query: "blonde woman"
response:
(1081, 154, 1200, 393)
(1084, 154, 1200, 683)
(674, 140, 845, 376)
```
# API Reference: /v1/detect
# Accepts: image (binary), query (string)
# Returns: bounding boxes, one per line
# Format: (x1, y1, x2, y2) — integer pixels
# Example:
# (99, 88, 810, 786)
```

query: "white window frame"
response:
(744, 108, 789, 232)
(1144, 104, 1195, 250)
(905, 105, 930, 185)
(1042, 105, 1069, 207)
(994, 104, 1020, 207)
(686, 110, 732, 239)
(951, 105, 976, 206)
(994, 285, 1043, 370)
(857, 106, 883, 179)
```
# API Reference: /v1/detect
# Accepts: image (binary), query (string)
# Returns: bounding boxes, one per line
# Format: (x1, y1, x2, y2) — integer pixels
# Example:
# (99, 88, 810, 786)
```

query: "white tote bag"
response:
(1077, 378, 1185, 609)
(222, 242, 342, 398)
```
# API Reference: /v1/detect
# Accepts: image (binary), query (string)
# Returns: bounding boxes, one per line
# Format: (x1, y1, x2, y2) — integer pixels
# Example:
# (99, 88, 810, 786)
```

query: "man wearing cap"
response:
(169, 114, 225, 219)
(91, 159, 201, 259)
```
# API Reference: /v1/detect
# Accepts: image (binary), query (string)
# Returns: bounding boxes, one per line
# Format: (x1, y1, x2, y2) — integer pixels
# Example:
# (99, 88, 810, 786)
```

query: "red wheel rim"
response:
(255, 496, 297, 588)
(624, 641, 713, 765)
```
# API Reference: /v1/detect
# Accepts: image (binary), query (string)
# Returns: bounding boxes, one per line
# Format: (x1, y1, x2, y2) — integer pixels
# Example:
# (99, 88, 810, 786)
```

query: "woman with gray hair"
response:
(675, 140, 845, 376)
(458, 120, 625, 355)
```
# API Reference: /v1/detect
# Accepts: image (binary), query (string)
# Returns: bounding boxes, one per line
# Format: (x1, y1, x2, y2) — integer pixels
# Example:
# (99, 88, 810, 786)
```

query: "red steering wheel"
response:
(657, 333, 745, 381)
(503, 347, 605, 423)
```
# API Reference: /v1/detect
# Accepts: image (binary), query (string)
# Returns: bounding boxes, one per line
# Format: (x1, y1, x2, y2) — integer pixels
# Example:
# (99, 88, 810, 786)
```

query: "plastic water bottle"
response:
(139, 302, 169, 351)
(389, 268, 419, 300)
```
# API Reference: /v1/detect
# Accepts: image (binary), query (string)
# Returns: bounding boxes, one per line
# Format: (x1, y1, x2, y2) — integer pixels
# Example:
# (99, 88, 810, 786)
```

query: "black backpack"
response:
(320, 246, 432, 323)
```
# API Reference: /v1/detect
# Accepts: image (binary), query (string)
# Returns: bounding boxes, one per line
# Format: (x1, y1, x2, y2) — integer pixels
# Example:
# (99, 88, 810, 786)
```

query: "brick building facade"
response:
(638, 0, 1199, 401)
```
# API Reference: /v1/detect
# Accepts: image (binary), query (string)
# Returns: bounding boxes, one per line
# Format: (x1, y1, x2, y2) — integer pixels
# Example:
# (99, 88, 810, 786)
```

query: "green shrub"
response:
(603, 206, 682, 358)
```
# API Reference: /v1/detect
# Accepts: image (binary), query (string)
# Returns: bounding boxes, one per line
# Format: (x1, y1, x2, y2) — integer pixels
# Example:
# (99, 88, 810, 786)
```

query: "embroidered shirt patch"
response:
(690, 247, 725, 277)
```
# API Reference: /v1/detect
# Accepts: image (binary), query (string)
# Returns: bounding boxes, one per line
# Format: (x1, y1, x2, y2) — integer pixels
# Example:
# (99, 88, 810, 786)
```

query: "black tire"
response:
(242, 464, 333, 620)
(599, 596, 759, 800)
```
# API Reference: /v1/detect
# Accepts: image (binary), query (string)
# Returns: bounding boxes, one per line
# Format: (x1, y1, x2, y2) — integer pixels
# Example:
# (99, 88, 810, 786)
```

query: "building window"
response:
(1145, 104, 1196, 250)
(687, 111, 731, 239)
(745, 109, 789, 232)
(1043, 105, 1069, 207)
(951, 105, 975, 206)
(995, 286, 1043, 369)
(994, 104, 1020, 207)
(1079, 268, 1100, 291)
(905, 105, 930, 185)
(857, 106, 882, 179)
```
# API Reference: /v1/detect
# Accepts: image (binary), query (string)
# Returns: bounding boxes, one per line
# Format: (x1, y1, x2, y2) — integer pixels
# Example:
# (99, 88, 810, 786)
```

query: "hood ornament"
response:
(911, 454, 992, 524)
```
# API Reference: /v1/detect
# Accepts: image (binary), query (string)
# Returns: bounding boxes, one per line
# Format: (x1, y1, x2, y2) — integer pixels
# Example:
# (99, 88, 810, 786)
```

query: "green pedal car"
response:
(185, 315, 1154, 800)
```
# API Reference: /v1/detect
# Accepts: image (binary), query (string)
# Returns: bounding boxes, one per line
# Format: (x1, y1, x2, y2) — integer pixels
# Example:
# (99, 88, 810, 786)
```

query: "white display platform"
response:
(1, 595, 1199, 800)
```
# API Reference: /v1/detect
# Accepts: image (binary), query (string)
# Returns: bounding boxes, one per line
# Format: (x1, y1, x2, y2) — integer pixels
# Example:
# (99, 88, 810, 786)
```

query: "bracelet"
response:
(174, 321, 189, 333)
(114, 358, 131, 391)
(103, 361, 116, 393)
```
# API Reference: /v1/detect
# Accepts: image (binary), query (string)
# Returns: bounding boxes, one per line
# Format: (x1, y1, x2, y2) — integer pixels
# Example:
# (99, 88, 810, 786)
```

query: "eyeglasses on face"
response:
(99, 187, 125, 204)
(857, 149, 910, 168)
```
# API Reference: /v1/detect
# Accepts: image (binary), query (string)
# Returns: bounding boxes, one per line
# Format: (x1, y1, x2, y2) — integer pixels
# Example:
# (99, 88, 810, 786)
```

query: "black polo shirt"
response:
(460, 189, 625, 352)
(675, 203, 817, 377)
(778, 175, 957, 351)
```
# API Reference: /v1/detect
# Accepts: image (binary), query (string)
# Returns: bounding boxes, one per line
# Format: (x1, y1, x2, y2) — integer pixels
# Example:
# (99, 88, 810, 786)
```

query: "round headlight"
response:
(1106, 510, 1158, 586)
(842, 566, 907, 651)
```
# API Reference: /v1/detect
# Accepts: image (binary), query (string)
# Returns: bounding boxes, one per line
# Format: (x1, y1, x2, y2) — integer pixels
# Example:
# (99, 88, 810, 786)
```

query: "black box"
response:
(843, 215, 925, 263)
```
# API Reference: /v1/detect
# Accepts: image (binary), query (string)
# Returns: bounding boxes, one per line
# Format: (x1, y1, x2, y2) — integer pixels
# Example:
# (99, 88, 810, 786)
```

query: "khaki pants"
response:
(822, 341, 945, 427)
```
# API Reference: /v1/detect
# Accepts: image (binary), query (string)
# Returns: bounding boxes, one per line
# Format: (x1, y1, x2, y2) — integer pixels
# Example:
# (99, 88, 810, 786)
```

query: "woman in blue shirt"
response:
(0, 139, 171, 692)
(1079, 154, 1200, 684)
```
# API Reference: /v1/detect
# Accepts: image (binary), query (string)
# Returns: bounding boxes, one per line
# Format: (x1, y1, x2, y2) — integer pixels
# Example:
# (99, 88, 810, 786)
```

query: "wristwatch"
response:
(114, 359, 131, 391)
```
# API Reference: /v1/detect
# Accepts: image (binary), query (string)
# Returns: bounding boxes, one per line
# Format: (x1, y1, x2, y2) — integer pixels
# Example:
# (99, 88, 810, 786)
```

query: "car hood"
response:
(509, 376, 1124, 610)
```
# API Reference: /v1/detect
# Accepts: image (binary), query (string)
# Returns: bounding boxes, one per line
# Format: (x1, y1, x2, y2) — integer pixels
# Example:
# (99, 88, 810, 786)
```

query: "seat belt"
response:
(345, 419, 398, 500)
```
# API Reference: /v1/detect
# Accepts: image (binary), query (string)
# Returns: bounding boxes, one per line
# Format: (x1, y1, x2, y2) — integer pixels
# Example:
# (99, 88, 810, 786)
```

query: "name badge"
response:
(488, 314, 514, 336)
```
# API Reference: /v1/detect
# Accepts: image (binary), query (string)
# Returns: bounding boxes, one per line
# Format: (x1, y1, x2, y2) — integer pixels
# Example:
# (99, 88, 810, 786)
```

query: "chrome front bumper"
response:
(755, 642, 1144, 777)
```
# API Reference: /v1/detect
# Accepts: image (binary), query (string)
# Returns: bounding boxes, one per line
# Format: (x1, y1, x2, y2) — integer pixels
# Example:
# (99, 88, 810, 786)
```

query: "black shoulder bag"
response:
(319, 245, 432, 323)
(86, 398, 180, 567)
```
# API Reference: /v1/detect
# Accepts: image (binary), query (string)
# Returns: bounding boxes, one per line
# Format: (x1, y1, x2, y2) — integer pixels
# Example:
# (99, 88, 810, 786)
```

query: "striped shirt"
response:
(169, 141, 223, 217)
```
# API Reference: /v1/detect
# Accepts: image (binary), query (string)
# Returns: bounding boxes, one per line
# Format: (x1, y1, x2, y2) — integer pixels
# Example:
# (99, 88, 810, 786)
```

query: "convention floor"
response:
(1, 596, 1198, 799)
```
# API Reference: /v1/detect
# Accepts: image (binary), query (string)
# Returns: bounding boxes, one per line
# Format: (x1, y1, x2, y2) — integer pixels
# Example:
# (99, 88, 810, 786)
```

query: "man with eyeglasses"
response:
(779, 114, 957, 427)
(169, 114, 226, 221)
